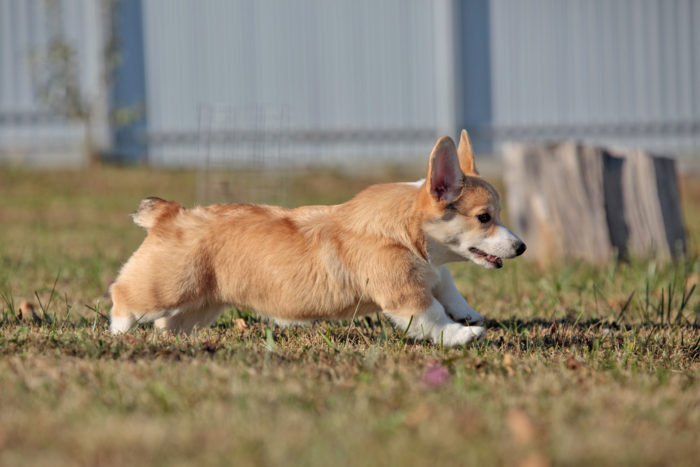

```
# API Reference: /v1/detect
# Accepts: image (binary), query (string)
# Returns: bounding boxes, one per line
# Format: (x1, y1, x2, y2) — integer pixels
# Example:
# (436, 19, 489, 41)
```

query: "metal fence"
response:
(486, 0, 700, 153)
(138, 0, 438, 166)
(0, 0, 109, 166)
(1, 0, 699, 167)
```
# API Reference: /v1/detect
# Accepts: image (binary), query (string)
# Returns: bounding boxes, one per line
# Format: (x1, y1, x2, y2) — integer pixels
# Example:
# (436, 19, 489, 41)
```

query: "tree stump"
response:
(503, 142, 686, 264)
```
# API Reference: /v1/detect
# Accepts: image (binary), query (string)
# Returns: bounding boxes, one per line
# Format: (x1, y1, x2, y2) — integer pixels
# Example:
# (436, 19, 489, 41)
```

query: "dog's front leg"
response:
(384, 298, 484, 347)
(433, 265, 484, 325)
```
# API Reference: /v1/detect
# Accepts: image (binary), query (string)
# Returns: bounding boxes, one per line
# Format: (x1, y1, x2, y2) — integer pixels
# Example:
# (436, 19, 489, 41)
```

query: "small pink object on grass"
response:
(422, 362, 450, 387)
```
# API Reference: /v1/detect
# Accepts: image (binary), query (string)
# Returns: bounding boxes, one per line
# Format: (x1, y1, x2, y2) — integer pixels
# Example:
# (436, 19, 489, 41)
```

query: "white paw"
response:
(439, 324, 485, 347)
(110, 315, 134, 334)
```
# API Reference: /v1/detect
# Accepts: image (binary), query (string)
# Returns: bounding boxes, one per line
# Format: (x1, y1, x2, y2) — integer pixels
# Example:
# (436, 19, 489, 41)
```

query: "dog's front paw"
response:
(439, 324, 485, 347)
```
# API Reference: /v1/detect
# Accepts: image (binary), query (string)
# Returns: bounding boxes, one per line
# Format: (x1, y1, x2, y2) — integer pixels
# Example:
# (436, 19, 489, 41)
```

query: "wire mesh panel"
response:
(196, 104, 295, 206)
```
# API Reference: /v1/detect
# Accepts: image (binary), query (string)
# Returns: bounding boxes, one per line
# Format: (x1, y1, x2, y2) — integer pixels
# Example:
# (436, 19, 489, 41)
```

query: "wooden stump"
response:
(503, 142, 686, 264)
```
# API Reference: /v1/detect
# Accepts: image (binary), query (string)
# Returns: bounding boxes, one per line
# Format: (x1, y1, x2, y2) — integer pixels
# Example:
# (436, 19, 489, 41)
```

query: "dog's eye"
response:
(477, 213, 491, 223)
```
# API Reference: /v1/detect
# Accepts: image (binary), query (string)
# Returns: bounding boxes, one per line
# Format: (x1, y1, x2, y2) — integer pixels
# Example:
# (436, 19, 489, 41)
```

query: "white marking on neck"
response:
(402, 178, 425, 187)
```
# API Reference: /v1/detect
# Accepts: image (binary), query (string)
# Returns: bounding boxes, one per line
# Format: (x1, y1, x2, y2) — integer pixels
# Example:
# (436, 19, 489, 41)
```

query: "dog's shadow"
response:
(476, 316, 699, 354)
(212, 313, 697, 355)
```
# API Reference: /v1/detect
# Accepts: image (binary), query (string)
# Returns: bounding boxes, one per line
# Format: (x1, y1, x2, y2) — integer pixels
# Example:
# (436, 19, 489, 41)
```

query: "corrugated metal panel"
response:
(139, 0, 439, 166)
(0, 0, 105, 166)
(138, 0, 700, 165)
(3, 0, 700, 167)
(487, 0, 700, 152)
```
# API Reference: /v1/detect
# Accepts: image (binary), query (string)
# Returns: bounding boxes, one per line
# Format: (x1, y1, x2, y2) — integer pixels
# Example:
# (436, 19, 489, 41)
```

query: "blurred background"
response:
(1, 0, 699, 170)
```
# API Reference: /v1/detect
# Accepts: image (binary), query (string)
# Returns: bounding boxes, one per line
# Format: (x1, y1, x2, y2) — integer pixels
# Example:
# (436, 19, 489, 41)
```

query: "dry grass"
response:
(0, 166, 698, 466)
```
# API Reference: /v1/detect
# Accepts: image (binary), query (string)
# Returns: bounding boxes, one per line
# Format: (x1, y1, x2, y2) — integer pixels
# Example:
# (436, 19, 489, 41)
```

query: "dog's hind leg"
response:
(109, 284, 137, 334)
(273, 318, 312, 327)
(384, 298, 485, 347)
(111, 306, 177, 334)
(153, 304, 225, 334)
(110, 305, 136, 334)
(432, 265, 484, 325)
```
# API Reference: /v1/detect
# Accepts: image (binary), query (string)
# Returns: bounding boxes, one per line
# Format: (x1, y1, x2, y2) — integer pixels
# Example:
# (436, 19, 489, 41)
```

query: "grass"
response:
(0, 165, 699, 466)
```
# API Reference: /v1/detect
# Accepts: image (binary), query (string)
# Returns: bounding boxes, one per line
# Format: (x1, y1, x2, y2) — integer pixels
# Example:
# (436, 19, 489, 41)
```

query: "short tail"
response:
(131, 197, 181, 230)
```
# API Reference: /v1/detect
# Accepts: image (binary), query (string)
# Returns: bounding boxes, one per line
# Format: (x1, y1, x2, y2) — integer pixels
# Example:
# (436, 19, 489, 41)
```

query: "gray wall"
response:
(0, 0, 109, 167)
(139, 0, 440, 165)
(487, 0, 700, 152)
(1, 0, 699, 167)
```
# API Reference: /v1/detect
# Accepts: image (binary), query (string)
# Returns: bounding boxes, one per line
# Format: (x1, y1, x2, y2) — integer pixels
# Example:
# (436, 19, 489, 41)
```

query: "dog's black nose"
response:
(515, 241, 527, 256)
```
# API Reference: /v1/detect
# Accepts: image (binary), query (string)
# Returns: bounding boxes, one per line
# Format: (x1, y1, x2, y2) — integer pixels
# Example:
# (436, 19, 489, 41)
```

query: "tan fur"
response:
(110, 132, 525, 344)
(457, 129, 479, 176)
(112, 184, 435, 321)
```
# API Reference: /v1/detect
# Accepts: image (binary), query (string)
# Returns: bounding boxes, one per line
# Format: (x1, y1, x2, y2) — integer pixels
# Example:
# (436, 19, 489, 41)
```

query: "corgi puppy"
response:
(110, 130, 526, 346)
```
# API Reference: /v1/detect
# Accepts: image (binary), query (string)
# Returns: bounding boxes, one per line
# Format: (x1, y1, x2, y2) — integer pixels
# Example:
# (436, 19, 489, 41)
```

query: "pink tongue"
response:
(486, 255, 503, 267)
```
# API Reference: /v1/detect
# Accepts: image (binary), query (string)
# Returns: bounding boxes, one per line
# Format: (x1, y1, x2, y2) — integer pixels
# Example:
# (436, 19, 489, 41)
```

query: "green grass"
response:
(0, 166, 699, 466)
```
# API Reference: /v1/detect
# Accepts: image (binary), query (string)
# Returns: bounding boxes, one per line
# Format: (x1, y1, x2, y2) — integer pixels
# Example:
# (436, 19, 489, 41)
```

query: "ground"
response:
(0, 166, 698, 466)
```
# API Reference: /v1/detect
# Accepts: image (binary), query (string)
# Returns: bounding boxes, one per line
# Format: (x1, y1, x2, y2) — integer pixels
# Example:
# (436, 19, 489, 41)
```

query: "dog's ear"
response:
(457, 129, 479, 176)
(427, 136, 463, 203)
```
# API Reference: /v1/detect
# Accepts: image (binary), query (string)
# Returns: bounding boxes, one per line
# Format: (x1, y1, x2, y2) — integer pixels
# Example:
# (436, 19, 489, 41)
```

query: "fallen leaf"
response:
(124, 334, 139, 345)
(565, 355, 581, 370)
(404, 403, 431, 427)
(234, 318, 248, 331)
(507, 408, 538, 445)
(518, 452, 550, 467)
(16, 301, 39, 322)
(503, 353, 515, 376)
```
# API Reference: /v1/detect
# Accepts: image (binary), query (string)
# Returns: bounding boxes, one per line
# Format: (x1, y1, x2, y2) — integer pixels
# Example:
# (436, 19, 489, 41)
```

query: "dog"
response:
(109, 130, 526, 346)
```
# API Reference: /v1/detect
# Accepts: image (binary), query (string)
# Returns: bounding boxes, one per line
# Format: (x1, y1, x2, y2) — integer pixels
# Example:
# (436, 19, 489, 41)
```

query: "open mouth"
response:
(469, 247, 503, 268)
